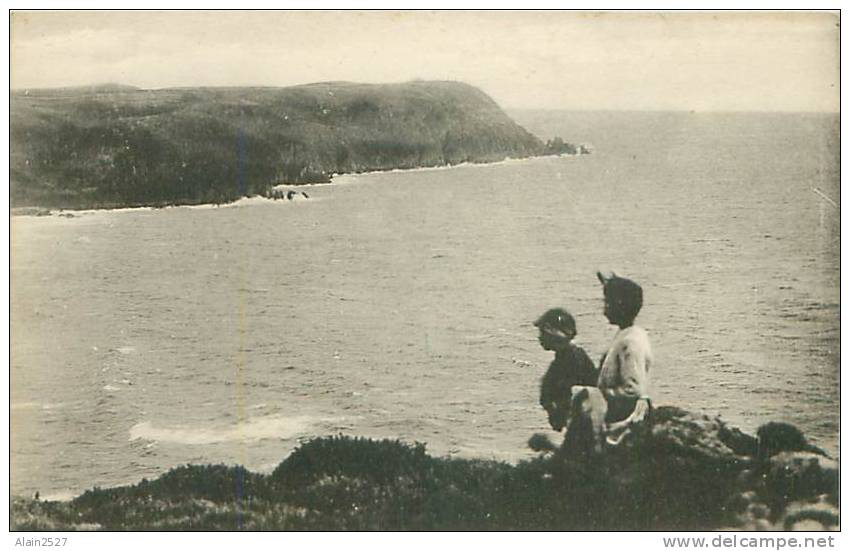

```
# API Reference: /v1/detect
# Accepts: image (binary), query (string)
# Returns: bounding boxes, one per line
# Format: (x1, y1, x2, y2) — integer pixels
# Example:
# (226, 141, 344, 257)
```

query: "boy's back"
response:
(540, 343, 598, 431)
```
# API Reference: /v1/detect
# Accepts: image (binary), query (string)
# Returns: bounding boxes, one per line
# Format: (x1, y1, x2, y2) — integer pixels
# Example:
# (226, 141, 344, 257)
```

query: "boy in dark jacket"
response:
(534, 308, 599, 432)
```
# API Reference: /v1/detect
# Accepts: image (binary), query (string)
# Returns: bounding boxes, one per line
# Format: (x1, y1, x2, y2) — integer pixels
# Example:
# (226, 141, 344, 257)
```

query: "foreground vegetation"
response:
(10, 407, 838, 531)
(11, 81, 581, 210)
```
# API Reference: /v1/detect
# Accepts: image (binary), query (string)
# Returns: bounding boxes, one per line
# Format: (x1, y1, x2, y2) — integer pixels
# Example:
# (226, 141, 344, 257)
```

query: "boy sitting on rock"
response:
(595, 271, 653, 445)
(533, 308, 599, 432)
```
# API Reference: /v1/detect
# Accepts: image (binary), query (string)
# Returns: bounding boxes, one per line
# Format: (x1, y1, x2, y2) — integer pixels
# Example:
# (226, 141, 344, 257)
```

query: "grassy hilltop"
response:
(11, 408, 839, 531)
(11, 81, 556, 209)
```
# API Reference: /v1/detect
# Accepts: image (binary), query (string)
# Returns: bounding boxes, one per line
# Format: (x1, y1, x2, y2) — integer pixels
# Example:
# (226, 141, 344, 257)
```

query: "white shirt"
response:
(597, 325, 652, 401)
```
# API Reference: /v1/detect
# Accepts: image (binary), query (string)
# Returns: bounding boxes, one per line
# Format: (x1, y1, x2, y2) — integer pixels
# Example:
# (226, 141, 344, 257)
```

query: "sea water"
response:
(11, 111, 839, 498)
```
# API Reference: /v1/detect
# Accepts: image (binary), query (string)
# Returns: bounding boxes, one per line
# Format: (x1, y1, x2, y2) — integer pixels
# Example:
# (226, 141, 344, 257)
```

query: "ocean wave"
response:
(15, 193, 324, 220)
(128, 415, 319, 445)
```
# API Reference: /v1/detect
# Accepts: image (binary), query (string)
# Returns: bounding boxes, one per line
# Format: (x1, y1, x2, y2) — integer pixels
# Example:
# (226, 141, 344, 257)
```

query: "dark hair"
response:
(602, 275, 643, 323)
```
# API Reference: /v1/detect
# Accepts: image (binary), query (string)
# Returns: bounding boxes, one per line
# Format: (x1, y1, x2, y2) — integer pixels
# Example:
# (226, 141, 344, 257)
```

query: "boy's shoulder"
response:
(616, 326, 652, 358)
(569, 342, 593, 356)
(621, 326, 651, 345)
(567, 343, 599, 385)
(568, 343, 598, 368)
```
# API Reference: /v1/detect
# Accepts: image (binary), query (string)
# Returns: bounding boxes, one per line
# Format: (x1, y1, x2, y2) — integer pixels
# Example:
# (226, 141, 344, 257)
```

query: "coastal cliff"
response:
(10, 407, 838, 531)
(11, 81, 560, 209)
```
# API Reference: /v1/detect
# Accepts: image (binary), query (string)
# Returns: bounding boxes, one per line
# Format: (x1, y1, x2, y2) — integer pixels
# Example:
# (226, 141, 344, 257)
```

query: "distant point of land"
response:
(11, 81, 585, 210)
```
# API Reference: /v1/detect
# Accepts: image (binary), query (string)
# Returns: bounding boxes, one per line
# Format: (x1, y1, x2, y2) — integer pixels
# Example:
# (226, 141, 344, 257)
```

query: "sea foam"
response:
(128, 415, 318, 445)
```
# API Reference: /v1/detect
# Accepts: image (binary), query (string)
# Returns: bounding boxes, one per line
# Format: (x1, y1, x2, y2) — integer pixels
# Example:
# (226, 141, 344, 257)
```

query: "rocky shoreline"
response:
(10, 406, 838, 531)
(10, 151, 587, 217)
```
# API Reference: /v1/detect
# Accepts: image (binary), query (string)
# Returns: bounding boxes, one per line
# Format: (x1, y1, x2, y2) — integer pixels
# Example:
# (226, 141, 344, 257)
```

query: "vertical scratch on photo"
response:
(811, 187, 837, 209)
(235, 123, 247, 528)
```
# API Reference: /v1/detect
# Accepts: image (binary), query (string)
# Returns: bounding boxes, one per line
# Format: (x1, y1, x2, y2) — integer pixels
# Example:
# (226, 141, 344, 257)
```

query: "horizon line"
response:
(10, 81, 839, 115)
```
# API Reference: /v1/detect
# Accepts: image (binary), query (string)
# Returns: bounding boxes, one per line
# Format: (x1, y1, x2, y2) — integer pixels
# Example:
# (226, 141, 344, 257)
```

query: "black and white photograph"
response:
(8, 10, 840, 533)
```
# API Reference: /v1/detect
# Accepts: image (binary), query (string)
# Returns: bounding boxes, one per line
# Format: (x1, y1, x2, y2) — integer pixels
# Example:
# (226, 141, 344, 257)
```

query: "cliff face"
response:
(10, 407, 839, 531)
(11, 81, 544, 209)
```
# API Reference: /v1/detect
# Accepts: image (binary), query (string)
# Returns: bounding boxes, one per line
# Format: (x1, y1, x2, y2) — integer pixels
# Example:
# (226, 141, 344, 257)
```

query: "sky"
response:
(10, 10, 840, 111)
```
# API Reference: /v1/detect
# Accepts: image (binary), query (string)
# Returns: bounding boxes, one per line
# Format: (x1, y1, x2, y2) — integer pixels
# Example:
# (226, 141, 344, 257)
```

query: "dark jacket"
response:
(540, 343, 598, 431)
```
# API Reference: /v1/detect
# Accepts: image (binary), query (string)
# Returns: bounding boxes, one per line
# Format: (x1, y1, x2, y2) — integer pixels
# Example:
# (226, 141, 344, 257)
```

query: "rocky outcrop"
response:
(539, 407, 838, 531)
(9, 408, 838, 531)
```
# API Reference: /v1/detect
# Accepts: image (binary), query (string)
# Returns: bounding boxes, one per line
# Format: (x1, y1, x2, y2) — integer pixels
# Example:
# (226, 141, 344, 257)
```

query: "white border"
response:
(4, 5, 844, 549)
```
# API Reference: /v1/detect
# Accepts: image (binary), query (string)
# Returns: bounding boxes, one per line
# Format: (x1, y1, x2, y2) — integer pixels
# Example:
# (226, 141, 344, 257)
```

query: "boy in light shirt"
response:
(595, 271, 653, 445)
